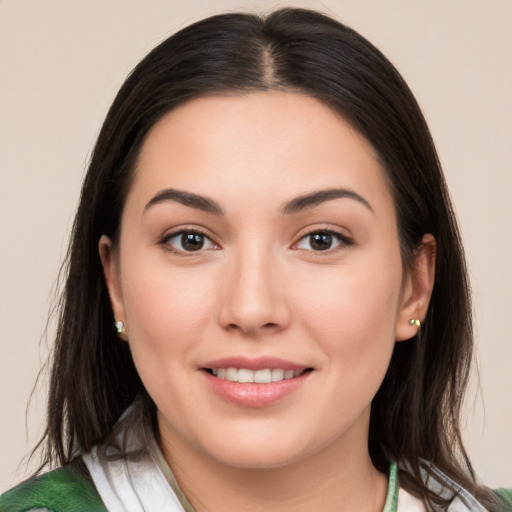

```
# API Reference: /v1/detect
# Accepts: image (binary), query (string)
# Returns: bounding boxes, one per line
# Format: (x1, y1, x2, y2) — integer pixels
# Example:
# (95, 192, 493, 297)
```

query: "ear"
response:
(99, 234, 128, 340)
(395, 234, 436, 341)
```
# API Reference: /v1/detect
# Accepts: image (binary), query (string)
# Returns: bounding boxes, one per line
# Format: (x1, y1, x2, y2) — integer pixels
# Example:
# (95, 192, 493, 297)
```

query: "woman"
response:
(1, 8, 510, 512)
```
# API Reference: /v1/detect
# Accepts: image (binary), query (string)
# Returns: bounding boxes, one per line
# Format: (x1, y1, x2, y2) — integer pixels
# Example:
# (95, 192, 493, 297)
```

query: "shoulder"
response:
(495, 488, 512, 511)
(0, 459, 107, 512)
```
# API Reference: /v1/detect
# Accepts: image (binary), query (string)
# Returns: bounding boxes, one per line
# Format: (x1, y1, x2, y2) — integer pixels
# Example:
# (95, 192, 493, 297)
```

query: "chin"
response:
(197, 427, 321, 471)
(210, 445, 305, 471)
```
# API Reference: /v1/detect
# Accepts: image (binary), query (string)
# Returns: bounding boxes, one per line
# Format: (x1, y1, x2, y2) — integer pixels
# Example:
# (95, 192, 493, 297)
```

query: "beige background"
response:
(1, 0, 511, 493)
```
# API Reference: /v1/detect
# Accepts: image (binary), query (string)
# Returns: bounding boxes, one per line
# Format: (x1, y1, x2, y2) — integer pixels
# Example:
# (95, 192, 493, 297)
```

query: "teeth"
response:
(211, 367, 304, 383)
(284, 370, 295, 379)
(238, 368, 254, 383)
(254, 369, 271, 383)
(226, 367, 238, 381)
(271, 368, 284, 381)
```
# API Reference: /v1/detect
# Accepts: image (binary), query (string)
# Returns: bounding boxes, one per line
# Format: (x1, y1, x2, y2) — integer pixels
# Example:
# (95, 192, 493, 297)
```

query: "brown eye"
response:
(309, 232, 333, 251)
(295, 230, 352, 252)
(165, 231, 216, 253)
(181, 232, 205, 251)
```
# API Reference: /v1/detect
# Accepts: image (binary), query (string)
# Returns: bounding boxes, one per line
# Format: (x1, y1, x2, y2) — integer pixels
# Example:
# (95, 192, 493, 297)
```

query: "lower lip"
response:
(203, 371, 311, 408)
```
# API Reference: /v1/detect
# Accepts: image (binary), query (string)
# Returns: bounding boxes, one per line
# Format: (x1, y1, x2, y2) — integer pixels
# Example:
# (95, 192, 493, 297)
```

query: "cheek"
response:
(120, 255, 216, 361)
(295, 262, 403, 423)
(120, 261, 218, 413)
(294, 255, 403, 383)
(299, 263, 402, 336)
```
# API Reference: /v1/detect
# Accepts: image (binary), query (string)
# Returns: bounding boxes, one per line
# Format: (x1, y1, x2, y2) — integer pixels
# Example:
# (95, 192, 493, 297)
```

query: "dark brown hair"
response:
(36, 8, 497, 510)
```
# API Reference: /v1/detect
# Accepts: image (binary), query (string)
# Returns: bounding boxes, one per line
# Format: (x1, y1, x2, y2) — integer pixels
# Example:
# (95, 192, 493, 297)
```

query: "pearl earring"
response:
(114, 320, 126, 335)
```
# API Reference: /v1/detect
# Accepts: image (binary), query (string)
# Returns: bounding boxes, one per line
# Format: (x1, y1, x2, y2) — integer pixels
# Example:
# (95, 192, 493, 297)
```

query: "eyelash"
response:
(159, 227, 353, 256)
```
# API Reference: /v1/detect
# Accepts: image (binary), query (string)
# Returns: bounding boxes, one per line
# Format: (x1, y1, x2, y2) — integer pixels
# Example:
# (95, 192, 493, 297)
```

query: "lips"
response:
(201, 357, 313, 407)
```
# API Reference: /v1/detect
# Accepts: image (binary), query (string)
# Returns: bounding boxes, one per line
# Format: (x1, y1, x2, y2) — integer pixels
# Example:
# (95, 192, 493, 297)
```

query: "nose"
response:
(217, 247, 291, 336)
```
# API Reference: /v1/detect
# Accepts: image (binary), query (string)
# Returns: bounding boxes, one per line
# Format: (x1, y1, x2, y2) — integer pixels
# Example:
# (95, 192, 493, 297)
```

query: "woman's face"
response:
(102, 92, 431, 471)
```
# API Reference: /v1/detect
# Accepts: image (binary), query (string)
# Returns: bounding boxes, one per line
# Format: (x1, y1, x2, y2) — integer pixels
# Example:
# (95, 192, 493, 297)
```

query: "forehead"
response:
(127, 92, 393, 216)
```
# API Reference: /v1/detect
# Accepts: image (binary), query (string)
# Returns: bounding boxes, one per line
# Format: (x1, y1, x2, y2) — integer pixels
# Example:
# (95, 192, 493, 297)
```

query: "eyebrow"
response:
(144, 188, 223, 215)
(281, 188, 373, 214)
(144, 187, 373, 216)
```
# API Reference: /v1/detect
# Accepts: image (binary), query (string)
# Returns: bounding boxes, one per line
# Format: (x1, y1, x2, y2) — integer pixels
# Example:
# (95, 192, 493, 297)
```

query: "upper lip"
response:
(201, 356, 310, 371)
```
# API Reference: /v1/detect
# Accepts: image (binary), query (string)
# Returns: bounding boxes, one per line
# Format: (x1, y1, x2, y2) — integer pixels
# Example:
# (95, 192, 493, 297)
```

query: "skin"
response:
(100, 92, 435, 512)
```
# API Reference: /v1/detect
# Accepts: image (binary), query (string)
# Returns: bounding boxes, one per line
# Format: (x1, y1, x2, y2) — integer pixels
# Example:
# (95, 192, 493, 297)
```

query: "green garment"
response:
(0, 460, 107, 512)
(498, 489, 512, 510)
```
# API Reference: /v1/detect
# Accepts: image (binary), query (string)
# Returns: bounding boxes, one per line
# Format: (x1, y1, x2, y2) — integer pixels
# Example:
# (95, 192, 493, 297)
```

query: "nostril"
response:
(226, 322, 277, 329)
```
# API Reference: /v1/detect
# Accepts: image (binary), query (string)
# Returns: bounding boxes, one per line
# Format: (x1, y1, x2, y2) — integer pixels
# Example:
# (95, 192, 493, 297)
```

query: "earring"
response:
(114, 320, 126, 335)
(409, 318, 421, 327)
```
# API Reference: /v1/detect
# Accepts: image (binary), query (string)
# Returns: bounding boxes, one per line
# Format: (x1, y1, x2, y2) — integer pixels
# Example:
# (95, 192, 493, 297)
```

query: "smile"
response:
(210, 368, 306, 383)
(201, 358, 313, 407)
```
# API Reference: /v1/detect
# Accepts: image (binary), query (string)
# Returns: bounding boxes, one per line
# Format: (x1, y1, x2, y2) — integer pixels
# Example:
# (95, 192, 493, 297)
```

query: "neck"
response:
(159, 421, 388, 512)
